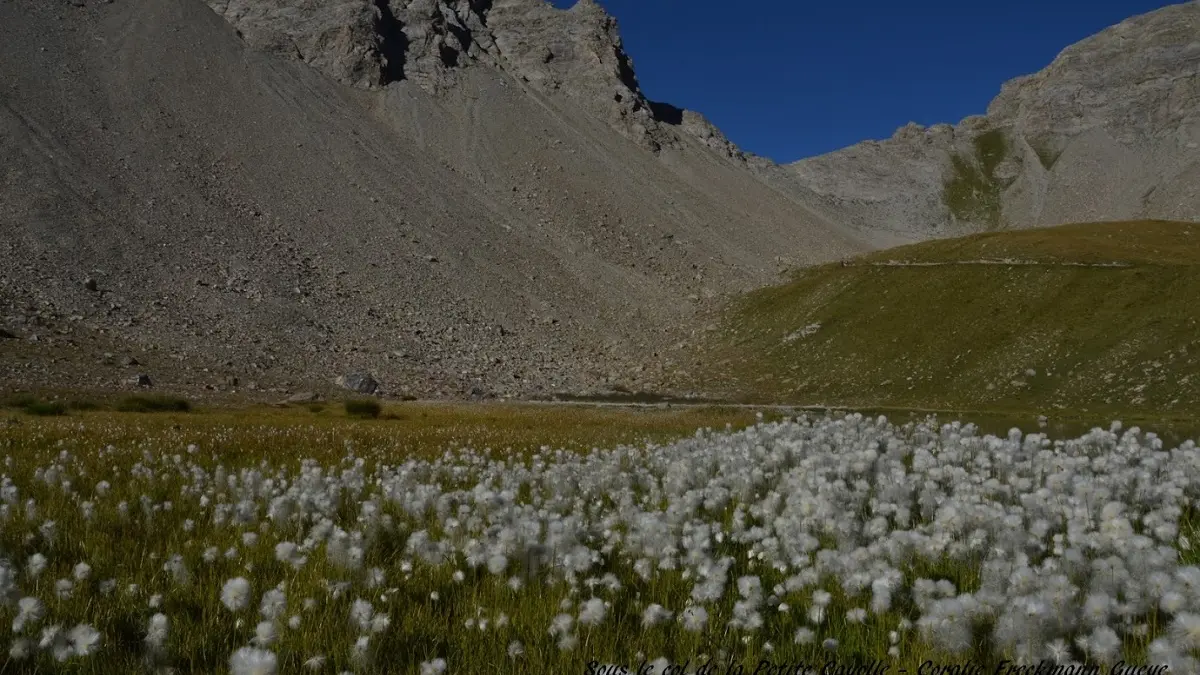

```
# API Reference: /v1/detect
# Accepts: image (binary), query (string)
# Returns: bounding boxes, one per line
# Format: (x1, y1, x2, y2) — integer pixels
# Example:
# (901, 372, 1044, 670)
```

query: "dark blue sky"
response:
(549, 0, 1179, 163)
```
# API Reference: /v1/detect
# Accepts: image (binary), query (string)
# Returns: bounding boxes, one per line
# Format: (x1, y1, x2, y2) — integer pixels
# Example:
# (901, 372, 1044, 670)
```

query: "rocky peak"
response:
(985, 2, 1200, 143)
(205, 0, 739, 153)
(784, 1, 1200, 238)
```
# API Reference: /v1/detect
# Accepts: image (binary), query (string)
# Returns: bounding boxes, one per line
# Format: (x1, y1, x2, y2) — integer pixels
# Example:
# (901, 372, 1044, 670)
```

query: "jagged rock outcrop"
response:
(782, 1, 1200, 240)
(204, 0, 740, 153)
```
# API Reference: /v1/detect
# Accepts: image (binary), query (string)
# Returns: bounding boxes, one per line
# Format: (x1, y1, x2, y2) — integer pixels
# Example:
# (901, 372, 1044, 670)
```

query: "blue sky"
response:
(549, 0, 1179, 163)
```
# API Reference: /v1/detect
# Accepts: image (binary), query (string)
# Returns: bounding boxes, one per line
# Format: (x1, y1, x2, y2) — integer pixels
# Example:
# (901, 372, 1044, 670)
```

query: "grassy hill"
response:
(687, 220, 1200, 419)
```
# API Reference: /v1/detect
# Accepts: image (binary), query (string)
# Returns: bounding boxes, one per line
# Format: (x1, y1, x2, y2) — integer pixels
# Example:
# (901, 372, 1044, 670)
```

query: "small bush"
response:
(24, 401, 67, 416)
(67, 399, 103, 411)
(308, 403, 325, 414)
(3, 394, 39, 409)
(117, 395, 191, 413)
(344, 399, 382, 419)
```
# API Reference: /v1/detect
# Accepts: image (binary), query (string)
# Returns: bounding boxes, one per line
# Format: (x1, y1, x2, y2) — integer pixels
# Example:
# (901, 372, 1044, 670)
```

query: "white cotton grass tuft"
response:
(260, 588, 287, 620)
(420, 658, 448, 675)
(9, 637, 32, 660)
(641, 603, 673, 628)
(25, 554, 48, 579)
(67, 623, 101, 657)
(680, 606, 708, 632)
(229, 646, 278, 675)
(221, 577, 251, 612)
(578, 597, 607, 626)
(252, 620, 279, 647)
(12, 597, 44, 633)
(9, 412, 1200, 666)
(145, 613, 169, 652)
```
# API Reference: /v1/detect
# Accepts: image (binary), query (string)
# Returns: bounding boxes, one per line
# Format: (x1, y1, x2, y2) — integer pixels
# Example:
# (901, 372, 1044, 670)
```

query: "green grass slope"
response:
(688, 220, 1200, 418)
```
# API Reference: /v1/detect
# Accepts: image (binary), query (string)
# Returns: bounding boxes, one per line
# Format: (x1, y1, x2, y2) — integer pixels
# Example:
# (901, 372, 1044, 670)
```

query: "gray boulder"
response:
(338, 372, 378, 395)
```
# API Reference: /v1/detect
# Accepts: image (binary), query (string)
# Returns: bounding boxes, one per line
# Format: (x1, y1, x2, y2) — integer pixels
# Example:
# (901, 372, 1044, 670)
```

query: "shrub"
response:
(24, 401, 67, 416)
(67, 399, 103, 411)
(344, 399, 382, 419)
(116, 395, 192, 413)
(308, 403, 325, 414)
(3, 394, 39, 409)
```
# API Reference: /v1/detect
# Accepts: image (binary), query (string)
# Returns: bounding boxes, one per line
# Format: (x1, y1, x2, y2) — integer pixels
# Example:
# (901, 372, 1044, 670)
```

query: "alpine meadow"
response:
(3, 0, 1200, 674)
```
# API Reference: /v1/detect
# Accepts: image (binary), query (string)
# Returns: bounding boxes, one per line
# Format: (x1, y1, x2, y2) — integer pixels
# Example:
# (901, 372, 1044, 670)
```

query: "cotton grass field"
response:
(2, 403, 1200, 673)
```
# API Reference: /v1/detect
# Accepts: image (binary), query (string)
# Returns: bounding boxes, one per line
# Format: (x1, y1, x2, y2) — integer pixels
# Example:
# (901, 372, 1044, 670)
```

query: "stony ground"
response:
(0, 0, 871, 401)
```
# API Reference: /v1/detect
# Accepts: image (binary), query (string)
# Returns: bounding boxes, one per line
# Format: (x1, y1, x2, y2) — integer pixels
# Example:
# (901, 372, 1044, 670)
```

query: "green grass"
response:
(943, 129, 1009, 227)
(687, 220, 1200, 419)
(1, 402, 763, 460)
(344, 399, 383, 419)
(115, 395, 192, 413)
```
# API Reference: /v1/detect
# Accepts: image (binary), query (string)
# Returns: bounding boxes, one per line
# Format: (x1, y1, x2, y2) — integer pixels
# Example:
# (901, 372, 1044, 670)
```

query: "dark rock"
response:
(338, 372, 378, 395)
(84, 277, 98, 292)
(122, 355, 139, 366)
(132, 373, 153, 387)
(0, 328, 16, 339)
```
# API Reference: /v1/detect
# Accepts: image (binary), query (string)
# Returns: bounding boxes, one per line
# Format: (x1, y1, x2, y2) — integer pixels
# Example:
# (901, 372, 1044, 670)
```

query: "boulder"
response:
(338, 372, 378, 395)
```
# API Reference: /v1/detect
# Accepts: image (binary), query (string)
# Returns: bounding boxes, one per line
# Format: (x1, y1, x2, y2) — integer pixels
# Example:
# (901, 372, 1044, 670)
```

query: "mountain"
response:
(2, 0, 1198, 401)
(780, 1, 1200, 242)
(0, 0, 869, 399)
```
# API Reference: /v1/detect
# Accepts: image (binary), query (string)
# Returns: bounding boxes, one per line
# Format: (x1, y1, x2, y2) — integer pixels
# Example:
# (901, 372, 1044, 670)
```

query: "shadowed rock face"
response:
(782, 1, 1200, 241)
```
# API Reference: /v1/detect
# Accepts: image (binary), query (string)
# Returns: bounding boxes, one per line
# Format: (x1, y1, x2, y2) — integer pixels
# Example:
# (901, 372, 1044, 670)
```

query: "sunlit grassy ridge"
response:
(689, 220, 1200, 417)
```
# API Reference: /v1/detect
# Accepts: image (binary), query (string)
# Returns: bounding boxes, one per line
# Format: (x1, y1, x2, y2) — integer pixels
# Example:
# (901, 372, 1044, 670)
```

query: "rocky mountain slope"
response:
(782, 1, 1200, 241)
(3, 0, 1198, 401)
(0, 0, 868, 399)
